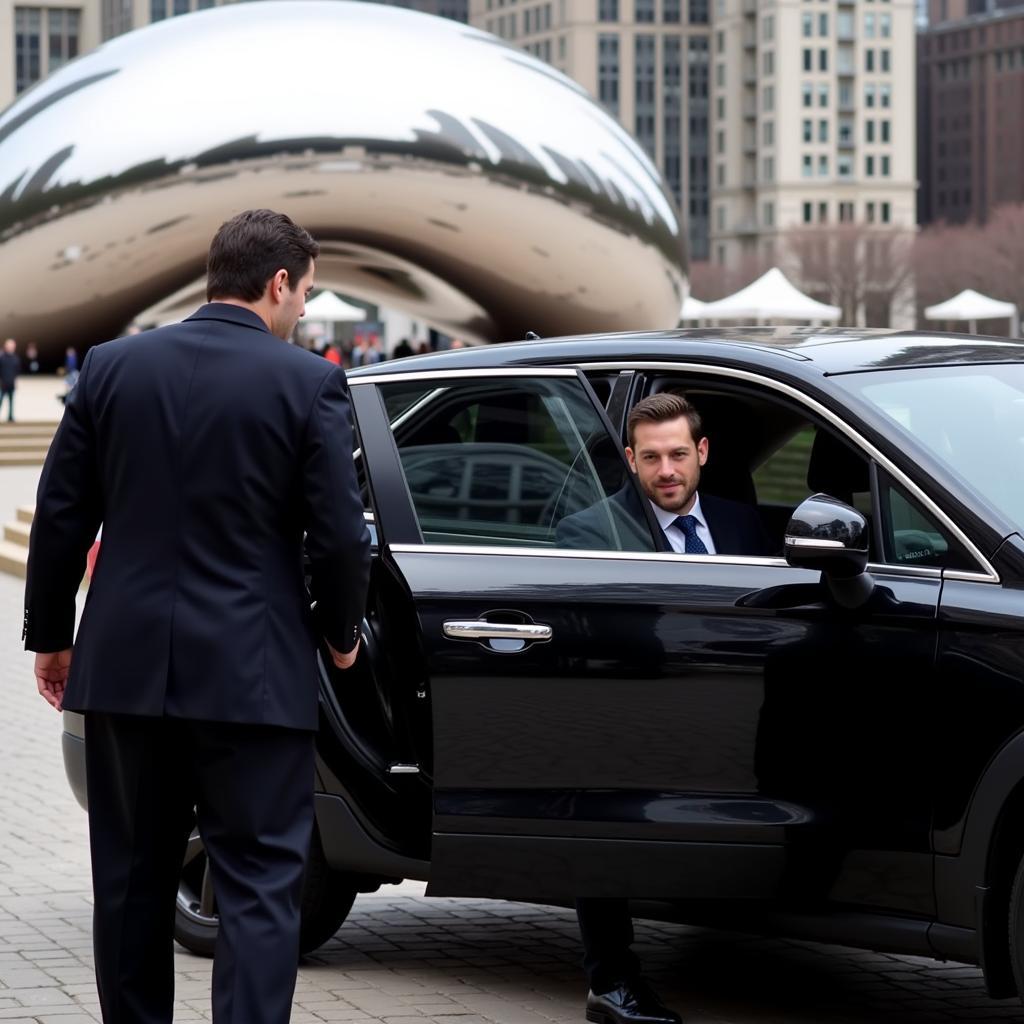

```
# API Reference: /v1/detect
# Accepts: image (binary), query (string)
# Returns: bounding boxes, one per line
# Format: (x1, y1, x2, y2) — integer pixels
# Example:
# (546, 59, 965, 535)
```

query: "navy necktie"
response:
(672, 514, 708, 554)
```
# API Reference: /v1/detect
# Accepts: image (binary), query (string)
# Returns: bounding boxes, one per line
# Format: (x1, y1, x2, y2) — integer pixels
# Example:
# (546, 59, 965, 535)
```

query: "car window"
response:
(877, 473, 976, 571)
(378, 377, 658, 551)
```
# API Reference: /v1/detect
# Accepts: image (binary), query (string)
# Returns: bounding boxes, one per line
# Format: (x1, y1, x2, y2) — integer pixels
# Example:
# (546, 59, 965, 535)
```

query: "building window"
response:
(865, 11, 875, 37)
(818, 48, 828, 71)
(717, 162, 725, 185)
(838, 154, 852, 178)
(663, 35, 682, 204)
(15, 5, 80, 93)
(880, 12, 891, 36)
(150, 0, 166, 19)
(689, 0, 709, 24)
(866, 154, 875, 176)
(763, 119, 774, 145)
(763, 201, 775, 227)
(880, 83, 891, 107)
(762, 13, 774, 40)
(635, 0, 655, 22)
(865, 48, 875, 71)
(716, 128, 725, 154)
(818, 118, 829, 142)
(598, 0, 618, 21)
(803, 118, 813, 143)
(818, 82, 829, 107)
(763, 84, 774, 111)
(866, 119, 875, 142)
(663, 0, 680, 21)
(880, 48, 891, 72)
(839, 201, 854, 222)
(865, 83, 876, 107)
(716, 205, 726, 230)
(881, 201, 892, 223)
(172, 0, 188, 14)
(881, 154, 891, 176)
(818, 11, 828, 35)
(762, 155, 774, 181)
(802, 11, 813, 36)
(716, 62, 725, 86)
(803, 154, 814, 178)
(866, 201, 876, 222)
(763, 50, 774, 75)
(803, 201, 813, 224)
(818, 154, 829, 176)
(881, 119, 890, 142)
(635, 35, 656, 155)
(802, 82, 813, 107)
(818, 201, 828, 222)
(716, 96, 724, 119)
(803, 47, 813, 71)
(686, 35, 709, 259)
(598, 34, 620, 113)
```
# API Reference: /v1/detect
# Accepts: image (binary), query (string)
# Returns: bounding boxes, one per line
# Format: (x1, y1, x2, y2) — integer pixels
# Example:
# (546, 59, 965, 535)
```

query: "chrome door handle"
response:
(443, 621, 553, 642)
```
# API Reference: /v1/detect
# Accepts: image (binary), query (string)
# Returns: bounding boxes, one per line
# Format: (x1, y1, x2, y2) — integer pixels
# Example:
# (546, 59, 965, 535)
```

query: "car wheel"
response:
(174, 825, 359, 958)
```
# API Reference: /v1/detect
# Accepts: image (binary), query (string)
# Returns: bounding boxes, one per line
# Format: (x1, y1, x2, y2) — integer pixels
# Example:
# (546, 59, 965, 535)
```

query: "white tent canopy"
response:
(679, 294, 711, 321)
(700, 268, 841, 322)
(924, 288, 1020, 336)
(304, 291, 368, 322)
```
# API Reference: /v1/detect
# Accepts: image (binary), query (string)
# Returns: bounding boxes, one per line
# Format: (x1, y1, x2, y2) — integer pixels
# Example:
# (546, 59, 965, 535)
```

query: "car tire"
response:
(174, 824, 358, 958)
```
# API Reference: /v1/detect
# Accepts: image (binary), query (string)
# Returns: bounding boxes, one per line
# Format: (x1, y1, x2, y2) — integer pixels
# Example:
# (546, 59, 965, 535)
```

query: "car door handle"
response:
(443, 620, 553, 642)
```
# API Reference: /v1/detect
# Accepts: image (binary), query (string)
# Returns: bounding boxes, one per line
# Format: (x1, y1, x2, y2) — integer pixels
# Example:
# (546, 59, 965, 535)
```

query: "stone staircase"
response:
(0, 505, 33, 579)
(0, 421, 57, 466)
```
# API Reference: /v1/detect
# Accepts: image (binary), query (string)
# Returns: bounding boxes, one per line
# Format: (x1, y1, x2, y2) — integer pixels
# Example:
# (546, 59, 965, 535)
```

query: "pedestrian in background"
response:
(0, 338, 19, 421)
(24, 209, 371, 1024)
(25, 343, 40, 374)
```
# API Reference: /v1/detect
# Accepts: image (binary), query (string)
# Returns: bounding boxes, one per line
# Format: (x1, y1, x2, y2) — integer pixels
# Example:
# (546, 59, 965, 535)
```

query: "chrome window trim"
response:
(348, 367, 579, 386)
(578, 360, 1000, 583)
(944, 569, 1002, 584)
(390, 543, 950, 580)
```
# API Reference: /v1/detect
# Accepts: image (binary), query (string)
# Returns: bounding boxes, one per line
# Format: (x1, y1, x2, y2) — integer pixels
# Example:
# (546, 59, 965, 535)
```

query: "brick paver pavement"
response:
(2, 466, 1023, 1023)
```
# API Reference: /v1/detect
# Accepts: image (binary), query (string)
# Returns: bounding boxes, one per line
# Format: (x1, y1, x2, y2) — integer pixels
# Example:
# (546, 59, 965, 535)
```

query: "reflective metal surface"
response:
(0, 1, 686, 355)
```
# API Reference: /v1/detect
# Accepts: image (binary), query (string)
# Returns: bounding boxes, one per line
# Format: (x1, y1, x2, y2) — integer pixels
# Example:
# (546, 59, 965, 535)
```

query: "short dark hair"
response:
(627, 393, 704, 448)
(206, 209, 320, 302)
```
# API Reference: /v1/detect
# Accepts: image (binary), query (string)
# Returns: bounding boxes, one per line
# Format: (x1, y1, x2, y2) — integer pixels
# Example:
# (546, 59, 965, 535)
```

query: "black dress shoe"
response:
(585, 981, 682, 1024)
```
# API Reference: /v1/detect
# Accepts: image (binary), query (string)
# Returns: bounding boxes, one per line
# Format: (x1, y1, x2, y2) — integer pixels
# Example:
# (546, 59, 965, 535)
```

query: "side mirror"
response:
(785, 493, 873, 608)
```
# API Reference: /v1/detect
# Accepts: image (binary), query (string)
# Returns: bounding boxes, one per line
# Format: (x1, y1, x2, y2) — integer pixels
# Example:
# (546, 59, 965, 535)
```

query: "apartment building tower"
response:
(468, 0, 713, 259)
(709, 0, 917, 269)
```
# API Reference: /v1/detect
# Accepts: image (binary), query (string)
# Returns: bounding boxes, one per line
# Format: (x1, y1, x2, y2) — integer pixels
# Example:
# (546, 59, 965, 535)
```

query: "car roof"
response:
(349, 327, 1024, 379)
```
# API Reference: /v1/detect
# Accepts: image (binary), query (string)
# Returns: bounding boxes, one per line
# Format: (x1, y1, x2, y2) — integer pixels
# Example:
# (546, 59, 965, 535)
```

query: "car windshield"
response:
(841, 364, 1024, 531)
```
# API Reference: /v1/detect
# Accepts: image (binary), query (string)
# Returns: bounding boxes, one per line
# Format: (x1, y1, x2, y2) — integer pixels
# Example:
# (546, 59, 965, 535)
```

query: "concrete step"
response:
(0, 540, 26, 579)
(3, 521, 30, 547)
(0, 439, 53, 452)
(0, 451, 49, 467)
(16, 506, 34, 525)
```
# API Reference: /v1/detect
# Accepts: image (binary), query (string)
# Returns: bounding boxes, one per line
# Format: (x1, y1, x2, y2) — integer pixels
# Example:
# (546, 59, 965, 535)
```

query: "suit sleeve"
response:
(301, 366, 372, 654)
(23, 347, 103, 652)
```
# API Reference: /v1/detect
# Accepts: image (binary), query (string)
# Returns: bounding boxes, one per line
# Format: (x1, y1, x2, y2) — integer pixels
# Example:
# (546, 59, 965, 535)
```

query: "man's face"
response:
(3, 339, 14, 354)
(271, 260, 315, 340)
(626, 416, 708, 515)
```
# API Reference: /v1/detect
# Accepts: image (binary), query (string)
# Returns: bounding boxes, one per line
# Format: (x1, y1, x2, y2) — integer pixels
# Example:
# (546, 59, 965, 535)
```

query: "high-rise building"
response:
(467, 0, 712, 260)
(709, 0, 917, 270)
(917, 0, 1024, 225)
(1, 0, 99, 110)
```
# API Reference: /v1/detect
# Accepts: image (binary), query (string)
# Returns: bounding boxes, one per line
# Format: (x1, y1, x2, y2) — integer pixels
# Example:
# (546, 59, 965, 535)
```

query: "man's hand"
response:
(35, 648, 72, 711)
(325, 638, 360, 670)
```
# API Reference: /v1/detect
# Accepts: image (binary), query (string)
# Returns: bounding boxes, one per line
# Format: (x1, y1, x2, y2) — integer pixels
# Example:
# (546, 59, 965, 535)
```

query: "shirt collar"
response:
(650, 492, 706, 533)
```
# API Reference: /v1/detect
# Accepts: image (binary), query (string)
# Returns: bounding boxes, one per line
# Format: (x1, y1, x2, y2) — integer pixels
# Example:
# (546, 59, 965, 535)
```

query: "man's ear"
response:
(625, 446, 638, 473)
(697, 436, 709, 466)
(269, 268, 289, 303)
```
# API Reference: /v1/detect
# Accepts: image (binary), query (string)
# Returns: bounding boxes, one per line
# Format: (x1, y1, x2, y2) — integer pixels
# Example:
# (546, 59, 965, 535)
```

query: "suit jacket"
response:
(556, 482, 772, 557)
(24, 303, 371, 731)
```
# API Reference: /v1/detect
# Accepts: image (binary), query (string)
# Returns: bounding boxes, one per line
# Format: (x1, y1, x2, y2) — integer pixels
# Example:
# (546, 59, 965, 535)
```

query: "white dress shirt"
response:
(650, 493, 717, 554)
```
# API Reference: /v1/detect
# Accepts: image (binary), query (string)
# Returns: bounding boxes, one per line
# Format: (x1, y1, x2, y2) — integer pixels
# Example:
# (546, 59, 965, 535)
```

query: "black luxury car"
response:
(62, 327, 1024, 1000)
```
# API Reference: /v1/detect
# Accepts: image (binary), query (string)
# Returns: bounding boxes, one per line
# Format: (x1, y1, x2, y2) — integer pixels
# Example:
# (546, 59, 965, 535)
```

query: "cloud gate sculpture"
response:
(0, 1, 687, 356)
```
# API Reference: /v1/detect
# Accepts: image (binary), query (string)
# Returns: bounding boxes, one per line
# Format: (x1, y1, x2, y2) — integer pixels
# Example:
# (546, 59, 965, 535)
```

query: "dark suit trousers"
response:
(575, 898, 641, 993)
(84, 712, 314, 1024)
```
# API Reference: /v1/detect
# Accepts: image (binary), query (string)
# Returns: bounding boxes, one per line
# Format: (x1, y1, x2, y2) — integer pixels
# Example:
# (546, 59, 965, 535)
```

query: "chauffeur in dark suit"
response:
(559, 393, 769, 1024)
(24, 209, 371, 1024)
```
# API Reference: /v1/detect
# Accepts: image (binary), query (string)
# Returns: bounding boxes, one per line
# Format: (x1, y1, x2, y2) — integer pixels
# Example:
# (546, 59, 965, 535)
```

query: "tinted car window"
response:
(380, 377, 657, 551)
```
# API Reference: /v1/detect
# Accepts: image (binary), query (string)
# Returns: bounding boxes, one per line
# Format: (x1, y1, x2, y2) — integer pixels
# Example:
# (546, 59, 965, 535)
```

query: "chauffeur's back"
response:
(24, 302, 370, 730)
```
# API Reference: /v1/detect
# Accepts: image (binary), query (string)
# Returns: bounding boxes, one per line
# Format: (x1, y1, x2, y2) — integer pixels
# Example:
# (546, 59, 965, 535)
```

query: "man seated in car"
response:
(557, 392, 770, 1024)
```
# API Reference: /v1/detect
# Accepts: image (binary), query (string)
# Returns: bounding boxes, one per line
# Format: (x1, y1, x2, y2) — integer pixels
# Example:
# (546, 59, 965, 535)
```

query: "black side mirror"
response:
(784, 493, 874, 608)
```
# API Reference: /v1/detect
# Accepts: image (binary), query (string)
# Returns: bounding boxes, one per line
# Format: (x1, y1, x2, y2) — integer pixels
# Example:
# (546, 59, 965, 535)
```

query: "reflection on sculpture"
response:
(0, 1, 687, 356)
